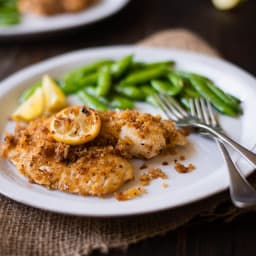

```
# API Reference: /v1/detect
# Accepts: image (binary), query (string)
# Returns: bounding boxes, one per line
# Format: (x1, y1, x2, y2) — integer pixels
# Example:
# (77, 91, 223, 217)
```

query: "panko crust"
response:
(0, 109, 187, 197)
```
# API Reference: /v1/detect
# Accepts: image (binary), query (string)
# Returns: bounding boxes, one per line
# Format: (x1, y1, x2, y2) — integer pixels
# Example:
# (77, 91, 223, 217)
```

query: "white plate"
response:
(1, 46, 256, 217)
(0, 0, 129, 37)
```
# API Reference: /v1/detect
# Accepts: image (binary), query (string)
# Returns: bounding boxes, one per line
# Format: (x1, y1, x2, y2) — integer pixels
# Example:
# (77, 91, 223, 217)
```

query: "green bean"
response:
(206, 80, 241, 110)
(109, 95, 135, 109)
(77, 90, 108, 111)
(63, 60, 113, 94)
(62, 72, 98, 94)
(183, 86, 200, 98)
(189, 73, 241, 113)
(167, 72, 184, 92)
(18, 81, 42, 104)
(123, 66, 167, 85)
(115, 84, 145, 100)
(179, 96, 191, 110)
(181, 71, 241, 105)
(96, 67, 112, 97)
(189, 75, 239, 116)
(68, 59, 113, 78)
(151, 79, 182, 96)
(227, 94, 241, 104)
(182, 80, 200, 98)
(111, 55, 133, 78)
(83, 85, 97, 96)
(130, 61, 146, 69)
(177, 71, 210, 83)
(189, 73, 240, 106)
(141, 85, 156, 96)
(146, 61, 175, 69)
(129, 61, 174, 73)
(0, 0, 20, 26)
(141, 85, 158, 106)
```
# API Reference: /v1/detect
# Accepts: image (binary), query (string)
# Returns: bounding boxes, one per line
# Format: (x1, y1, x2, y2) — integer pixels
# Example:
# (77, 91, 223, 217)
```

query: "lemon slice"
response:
(212, 0, 241, 10)
(49, 106, 101, 145)
(12, 88, 44, 122)
(42, 75, 67, 113)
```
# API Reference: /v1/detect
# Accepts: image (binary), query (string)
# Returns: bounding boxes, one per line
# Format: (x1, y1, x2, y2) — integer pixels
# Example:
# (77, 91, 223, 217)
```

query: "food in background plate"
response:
(18, 0, 96, 15)
(0, 0, 20, 25)
(0, 106, 187, 197)
(0, 0, 97, 26)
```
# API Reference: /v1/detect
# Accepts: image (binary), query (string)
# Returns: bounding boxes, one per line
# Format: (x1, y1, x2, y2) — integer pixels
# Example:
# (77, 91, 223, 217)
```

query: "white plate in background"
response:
(0, 0, 129, 37)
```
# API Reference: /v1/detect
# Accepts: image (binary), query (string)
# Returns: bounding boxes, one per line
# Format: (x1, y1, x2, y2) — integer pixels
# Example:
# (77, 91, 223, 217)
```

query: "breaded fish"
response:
(96, 110, 187, 159)
(0, 109, 186, 196)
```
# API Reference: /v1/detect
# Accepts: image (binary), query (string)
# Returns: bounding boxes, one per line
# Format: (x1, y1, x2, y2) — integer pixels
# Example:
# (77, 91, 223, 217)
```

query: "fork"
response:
(154, 95, 256, 208)
(190, 98, 256, 207)
(153, 94, 256, 169)
(154, 94, 256, 207)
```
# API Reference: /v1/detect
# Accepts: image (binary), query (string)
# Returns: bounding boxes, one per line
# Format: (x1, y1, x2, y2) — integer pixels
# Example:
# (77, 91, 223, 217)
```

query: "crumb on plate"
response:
(175, 162, 195, 173)
(139, 167, 168, 186)
(162, 183, 168, 188)
(114, 186, 146, 201)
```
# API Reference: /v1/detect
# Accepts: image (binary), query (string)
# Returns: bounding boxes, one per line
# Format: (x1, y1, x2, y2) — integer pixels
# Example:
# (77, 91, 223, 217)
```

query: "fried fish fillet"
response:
(0, 109, 187, 196)
(96, 110, 187, 159)
(1, 120, 133, 196)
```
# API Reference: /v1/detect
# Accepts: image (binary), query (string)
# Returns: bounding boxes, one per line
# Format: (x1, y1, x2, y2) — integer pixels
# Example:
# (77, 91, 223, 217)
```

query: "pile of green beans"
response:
(0, 0, 20, 26)
(18, 54, 242, 116)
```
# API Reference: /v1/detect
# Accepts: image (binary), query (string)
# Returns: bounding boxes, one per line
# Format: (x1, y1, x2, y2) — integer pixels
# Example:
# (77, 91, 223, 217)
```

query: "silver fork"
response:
(190, 98, 256, 207)
(153, 94, 256, 169)
(154, 94, 256, 207)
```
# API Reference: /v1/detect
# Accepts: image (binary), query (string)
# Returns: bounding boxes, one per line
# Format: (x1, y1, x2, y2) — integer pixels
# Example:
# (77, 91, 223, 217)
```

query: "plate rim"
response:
(1, 45, 256, 217)
(0, 0, 130, 37)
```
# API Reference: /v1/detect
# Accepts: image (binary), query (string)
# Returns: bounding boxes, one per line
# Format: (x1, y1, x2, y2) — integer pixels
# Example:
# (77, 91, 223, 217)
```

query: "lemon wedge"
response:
(212, 0, 241, 10)
(42, 75, 67, 113)
(49, 106, 101, 145)
(12, 88, 44, 122)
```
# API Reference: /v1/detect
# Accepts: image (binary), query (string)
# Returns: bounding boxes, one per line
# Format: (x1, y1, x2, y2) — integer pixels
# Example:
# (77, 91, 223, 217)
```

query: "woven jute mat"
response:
(1, 29, 255, 256)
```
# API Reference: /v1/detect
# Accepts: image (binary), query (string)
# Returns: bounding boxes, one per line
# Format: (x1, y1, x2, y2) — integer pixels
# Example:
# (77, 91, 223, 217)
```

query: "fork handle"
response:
(193, 122, 256, 168)
(217, 140, 256, 207)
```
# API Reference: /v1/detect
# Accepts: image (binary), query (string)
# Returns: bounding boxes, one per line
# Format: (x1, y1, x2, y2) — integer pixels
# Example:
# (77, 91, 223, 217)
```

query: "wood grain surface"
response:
(0, 0, 256, 255)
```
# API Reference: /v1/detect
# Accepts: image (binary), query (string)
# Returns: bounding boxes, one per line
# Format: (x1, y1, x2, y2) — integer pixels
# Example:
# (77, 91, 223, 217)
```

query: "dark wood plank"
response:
(91, 231, 177, 256)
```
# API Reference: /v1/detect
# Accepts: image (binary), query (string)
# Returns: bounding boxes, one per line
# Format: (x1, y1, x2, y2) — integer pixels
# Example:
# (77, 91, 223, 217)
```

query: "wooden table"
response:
(1, 0, 256, 255)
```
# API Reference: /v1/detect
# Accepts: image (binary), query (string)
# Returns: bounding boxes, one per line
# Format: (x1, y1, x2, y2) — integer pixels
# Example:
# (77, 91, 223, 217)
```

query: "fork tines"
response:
(190, 98, 218, 127)
(154, 94, 189, 121)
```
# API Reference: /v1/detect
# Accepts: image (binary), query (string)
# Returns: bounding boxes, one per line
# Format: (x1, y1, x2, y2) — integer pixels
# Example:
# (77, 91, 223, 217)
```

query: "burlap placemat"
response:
(0, 29, 255, 256)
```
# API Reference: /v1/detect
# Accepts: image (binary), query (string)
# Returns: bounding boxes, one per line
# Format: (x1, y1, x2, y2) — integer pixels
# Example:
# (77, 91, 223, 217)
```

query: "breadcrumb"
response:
(139, 167, 168, 186)
(179, 155, 186, 161)
(139, 162, 148, 170)
(115, 186, 146, 201)
(162, 183, 168, 188)
(175, 162, 195, 173)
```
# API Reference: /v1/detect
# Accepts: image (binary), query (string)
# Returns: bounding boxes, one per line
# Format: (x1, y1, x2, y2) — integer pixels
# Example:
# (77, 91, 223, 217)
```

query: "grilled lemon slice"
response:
(49, 106, 101, 145)
(12, 87, 44, 122)
(42, 75, 67, 113)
